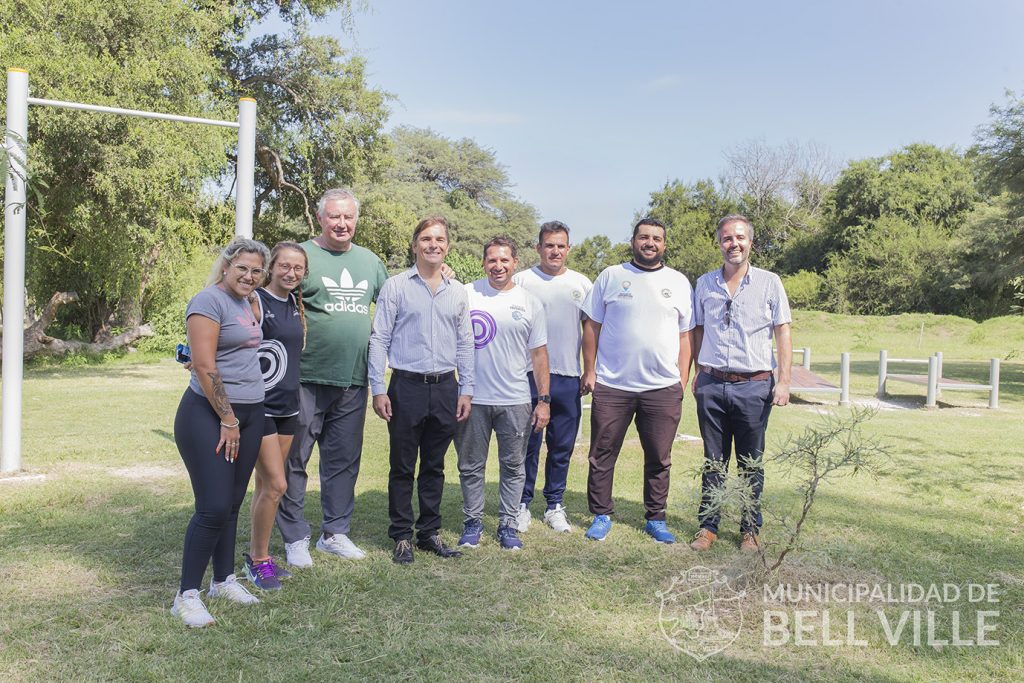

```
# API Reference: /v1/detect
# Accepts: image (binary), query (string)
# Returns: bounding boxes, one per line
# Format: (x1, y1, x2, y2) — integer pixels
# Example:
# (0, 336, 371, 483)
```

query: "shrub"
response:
(782, 270, 823, 310)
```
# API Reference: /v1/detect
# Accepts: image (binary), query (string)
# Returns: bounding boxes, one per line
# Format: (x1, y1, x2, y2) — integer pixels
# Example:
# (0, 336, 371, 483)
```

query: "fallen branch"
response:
(1, 291, 154, 359)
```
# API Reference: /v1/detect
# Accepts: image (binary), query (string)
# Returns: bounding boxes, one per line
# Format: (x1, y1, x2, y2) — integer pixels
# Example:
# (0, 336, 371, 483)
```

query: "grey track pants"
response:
(454, 403, 532, 528)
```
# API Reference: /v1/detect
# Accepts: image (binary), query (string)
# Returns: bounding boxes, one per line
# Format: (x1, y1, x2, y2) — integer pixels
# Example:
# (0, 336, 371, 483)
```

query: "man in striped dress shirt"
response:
(368, 216, 475, 564)
(690, 214, 792, 553)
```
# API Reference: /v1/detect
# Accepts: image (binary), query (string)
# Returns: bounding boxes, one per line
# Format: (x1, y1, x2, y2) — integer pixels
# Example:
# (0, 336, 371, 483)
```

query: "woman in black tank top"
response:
(243, 242, 307, 591)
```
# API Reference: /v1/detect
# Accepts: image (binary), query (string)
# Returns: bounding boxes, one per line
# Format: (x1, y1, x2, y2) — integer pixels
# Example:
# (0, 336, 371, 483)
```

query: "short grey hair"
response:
(716, 214, 754, 240)
(207, 238, 272, 286)
(317, 188, 360, 216)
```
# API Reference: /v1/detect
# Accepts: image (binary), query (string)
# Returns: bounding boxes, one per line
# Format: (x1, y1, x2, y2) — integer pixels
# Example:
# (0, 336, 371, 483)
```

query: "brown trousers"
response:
(586, 382, 682, 521)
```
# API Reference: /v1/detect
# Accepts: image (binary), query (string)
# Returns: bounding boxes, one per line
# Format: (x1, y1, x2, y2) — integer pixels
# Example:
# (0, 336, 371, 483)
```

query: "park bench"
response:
(876, 350, 1000, 409)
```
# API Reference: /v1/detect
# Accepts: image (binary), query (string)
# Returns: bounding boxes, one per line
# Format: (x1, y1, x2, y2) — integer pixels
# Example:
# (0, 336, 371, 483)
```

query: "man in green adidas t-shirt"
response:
(276, 188, 389, 567)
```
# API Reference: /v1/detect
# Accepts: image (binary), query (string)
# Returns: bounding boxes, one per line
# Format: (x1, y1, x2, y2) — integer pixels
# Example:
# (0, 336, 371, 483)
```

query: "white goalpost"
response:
(2, 67, 257, 473)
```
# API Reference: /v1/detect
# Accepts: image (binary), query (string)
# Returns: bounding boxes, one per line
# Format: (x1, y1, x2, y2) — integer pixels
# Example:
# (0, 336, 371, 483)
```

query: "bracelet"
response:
(220, 418, 240, 429)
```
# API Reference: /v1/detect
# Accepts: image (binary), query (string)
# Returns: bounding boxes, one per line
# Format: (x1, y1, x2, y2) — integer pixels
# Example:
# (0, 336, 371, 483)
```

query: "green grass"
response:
(1, 312, 1022, 682)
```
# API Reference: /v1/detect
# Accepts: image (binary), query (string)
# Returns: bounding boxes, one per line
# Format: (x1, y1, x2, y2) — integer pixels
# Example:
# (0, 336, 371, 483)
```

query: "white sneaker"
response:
(171, 589, 215, 628)
(285, 535, 313, 568)
(316, 533, 366, 560)
(543, 504, 572, 533)
(208, 574, 260, 605)
(515, 503, 532, 533)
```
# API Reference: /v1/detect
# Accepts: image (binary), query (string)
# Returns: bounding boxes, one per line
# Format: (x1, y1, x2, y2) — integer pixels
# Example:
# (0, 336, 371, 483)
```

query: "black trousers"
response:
(387, 373, 458, 541)
(174, 389, 263, 592)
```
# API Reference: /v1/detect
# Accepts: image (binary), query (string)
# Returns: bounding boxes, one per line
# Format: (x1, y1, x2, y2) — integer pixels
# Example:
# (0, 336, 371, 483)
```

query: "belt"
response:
(701, 366, 772, 382)
(392, 368, 455, 384)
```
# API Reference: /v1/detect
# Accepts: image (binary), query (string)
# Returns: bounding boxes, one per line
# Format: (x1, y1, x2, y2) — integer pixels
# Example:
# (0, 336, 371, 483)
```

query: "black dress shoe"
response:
(393, 539, 414, 564)
(416, 534, 463, 558)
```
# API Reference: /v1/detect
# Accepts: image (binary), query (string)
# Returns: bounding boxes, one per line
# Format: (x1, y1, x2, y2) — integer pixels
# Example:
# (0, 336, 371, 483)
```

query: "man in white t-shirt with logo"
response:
(455, 237, 551, 551)
(580, 218, 694, 544)
(512, 221, 592, 534)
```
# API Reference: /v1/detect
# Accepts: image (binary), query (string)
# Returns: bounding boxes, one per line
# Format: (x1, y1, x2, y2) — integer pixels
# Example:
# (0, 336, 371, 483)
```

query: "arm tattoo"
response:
(206, 371, 233, 418)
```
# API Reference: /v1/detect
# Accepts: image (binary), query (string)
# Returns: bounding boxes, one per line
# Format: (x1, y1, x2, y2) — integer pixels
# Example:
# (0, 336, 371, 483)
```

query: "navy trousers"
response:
(521, 373, 582, 509)
(694, 372, 774, 534)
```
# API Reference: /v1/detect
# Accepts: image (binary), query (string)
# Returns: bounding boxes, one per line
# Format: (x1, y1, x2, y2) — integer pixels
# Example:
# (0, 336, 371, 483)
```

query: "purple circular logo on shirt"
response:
(471, 310, 497, 349)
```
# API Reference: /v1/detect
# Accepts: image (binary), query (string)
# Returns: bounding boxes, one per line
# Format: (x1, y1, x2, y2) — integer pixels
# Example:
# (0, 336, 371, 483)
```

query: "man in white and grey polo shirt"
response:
(690, 214, 792, 553)
(368, 216, 474, 565)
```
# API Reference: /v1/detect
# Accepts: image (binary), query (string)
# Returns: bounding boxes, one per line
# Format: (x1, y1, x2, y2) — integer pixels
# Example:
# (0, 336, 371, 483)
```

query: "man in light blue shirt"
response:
(690, 214, 792, 553)
(368, 216, 474, 564)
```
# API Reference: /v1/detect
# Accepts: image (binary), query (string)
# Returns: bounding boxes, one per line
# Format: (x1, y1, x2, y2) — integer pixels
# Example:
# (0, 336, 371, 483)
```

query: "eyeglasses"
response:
(275, 263, 306, 275)
(230, 263, 267, 279)
(724, 299, 733, 327)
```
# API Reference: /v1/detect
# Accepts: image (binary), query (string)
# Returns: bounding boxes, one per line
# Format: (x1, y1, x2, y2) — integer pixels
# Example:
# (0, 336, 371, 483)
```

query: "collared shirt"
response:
(694, 265, 791, 373)
(368, 267, 475, 397)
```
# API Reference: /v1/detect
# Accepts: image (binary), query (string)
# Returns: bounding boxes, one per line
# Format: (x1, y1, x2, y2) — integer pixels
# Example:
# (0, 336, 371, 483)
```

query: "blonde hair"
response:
(207, 238, 271, 287)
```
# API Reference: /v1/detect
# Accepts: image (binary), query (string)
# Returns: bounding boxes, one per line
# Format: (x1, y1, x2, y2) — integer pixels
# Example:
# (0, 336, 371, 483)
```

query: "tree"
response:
(974, 89, 1024, 201)
(229, 24, 392, 237)
(824, 143, 977, 253)
(0, 0, 394, 353)
(1, 0, 238, 351)
(359, 127, 539, 264)
(822, 217, 964, 316)
(722, 138, 839, 271)
(567, 235, 630, 281)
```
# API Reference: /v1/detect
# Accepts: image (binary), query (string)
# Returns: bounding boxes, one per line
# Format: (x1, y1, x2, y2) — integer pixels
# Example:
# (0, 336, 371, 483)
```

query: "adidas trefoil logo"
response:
(321, 268, 370, 314)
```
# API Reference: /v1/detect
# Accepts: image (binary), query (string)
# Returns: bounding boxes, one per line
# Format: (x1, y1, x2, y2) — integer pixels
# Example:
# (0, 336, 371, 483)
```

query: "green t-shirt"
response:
(299, 240, 389, 387)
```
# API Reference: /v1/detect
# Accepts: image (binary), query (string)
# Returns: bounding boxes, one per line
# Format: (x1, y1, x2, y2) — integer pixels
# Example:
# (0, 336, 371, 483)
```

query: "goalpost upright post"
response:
(1, 68, 256, 473)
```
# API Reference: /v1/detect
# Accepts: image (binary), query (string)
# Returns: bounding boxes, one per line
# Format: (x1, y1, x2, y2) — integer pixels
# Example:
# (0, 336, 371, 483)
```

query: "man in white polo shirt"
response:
(513, 221, 592, 534)
(455, 237, 551, 551)
(581, 218, 694, 544)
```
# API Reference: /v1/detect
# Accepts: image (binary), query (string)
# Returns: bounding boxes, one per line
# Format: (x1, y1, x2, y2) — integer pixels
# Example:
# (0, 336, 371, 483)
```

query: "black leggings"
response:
(174, 389, 263, 592)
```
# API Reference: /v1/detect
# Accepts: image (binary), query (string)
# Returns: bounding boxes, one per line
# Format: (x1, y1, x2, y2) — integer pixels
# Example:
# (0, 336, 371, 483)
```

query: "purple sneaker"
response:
(269, 556, 291, 579)
(244, 553, 282, 591)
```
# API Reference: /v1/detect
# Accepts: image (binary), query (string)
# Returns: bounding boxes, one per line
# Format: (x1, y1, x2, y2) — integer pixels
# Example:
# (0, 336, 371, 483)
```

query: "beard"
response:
(632, 247, 663, 269)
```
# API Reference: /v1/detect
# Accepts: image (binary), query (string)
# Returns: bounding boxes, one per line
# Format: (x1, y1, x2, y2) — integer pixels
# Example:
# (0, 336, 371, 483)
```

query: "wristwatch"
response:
(537, 394, 552, 404)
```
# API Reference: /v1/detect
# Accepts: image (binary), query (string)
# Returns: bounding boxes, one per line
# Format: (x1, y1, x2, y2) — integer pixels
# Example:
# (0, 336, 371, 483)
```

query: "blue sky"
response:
(310, 1, 1024, 242)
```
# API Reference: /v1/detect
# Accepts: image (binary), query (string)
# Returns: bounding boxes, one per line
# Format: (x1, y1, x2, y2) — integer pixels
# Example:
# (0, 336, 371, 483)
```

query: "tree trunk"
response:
(1, 291, 154, 359)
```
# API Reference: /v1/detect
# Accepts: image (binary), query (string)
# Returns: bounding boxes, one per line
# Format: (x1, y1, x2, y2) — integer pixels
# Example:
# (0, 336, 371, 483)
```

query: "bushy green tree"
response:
(0, 0, 237, 340)
(566, 235, 630, 281)
(0, 0, 393, 349)
(822, 217, 965, 315)
(358, 126, 539, 262)
(824, 143, 977, 253)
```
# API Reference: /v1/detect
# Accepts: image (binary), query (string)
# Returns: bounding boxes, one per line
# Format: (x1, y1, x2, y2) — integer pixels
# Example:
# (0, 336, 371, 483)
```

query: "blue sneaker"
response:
(496, 524, 524, 551)
(459, 519, 484, 548)
(644, 520, 676, 544)
(585, 514, 612, 541)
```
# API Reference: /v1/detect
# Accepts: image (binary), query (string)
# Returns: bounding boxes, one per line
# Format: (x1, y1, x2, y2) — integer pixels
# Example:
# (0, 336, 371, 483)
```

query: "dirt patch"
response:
(109, 464, 180, 481)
